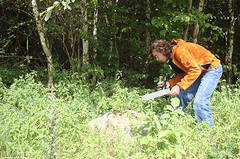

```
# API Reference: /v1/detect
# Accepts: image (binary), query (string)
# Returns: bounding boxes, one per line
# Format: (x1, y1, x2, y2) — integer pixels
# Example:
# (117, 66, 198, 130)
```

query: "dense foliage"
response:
(0, 0, 239, 86)
(0, 72, 239, 158)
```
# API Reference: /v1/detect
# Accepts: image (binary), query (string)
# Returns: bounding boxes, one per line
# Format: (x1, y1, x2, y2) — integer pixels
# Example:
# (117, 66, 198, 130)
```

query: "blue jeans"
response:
(176, 64, 223, 127)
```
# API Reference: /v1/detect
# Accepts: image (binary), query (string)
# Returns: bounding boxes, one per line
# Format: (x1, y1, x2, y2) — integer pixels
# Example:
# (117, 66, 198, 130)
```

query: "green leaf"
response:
(53, 1, 60, 5)
(47, 6, 54, 12)
(140, 136, 153, 145)
(153, 115, 161, 131)
(184, 16, 190, 23)
(40, 10, 47, 17)
(165, 104, 174, 111)
(171, 97, 180, 107)
(159, 30, 167, 36)
(92, 0, 98, 4)
(158, 130, 171, 138)
(161, 113, 170, 119)
(44, 11, 52, 22)
(61, 1, 67, 7)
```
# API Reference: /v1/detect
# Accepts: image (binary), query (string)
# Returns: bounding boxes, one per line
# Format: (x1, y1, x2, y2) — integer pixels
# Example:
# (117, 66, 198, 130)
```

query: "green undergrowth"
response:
(0, 72, 239, 158)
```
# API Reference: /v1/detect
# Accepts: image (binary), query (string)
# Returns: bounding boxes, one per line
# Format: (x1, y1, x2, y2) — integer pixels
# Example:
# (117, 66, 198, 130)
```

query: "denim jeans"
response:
(176, 64, 223, 127)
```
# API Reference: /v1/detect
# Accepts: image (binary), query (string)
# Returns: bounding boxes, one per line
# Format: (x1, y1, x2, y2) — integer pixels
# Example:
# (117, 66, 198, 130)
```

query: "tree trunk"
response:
(113, 0, 119, 68)
(226, 0, 235, 84)
(183, 0, 192, 41)
(192, 0, 204, 43)
(144, 0, 151, 86)
(93, 2, 98, 59)
(32, 1, 56, 159)
(103, 9, 114, 66)
(145, 0, 151, 48)
(31, 0, 53, 88)
(81, 0, 89, 65)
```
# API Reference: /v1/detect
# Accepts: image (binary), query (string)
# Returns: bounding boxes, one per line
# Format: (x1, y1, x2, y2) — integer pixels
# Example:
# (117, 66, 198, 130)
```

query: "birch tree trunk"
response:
(81, 0, 89, 65)
(32, 0, 53, 88)
(192, 0, 204, 43)
(183, 0, 192, 41)
(226, 0, 236, 84)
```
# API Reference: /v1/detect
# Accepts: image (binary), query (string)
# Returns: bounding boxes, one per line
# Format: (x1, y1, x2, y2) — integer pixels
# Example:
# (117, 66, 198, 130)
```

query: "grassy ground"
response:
(0, 71, 239, 159)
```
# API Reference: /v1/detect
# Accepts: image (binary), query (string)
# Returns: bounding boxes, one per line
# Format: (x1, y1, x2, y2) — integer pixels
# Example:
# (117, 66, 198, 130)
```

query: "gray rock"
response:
(89, 110, 145, 137)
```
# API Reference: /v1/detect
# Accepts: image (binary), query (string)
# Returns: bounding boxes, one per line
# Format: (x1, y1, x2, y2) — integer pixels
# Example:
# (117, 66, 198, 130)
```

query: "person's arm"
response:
(168, 74, 185, 88)
(174, 47, 201, 90)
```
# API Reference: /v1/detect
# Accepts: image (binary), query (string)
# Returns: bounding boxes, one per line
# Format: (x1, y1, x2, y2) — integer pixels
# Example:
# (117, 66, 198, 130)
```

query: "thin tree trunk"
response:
(193, 0, 204, 43)
(32, 1, 56, 159)
(32, 0, 53, 88)
(81, 0, 89, 65)
(113, 0, 119, 68)
(226, 0, 235, 84)
(104, 13, 113, 66)
(183, 0, 192, 41)
(144, 0, 151, 86)
(145, 0, 151, 48)
(93, 2, 98, 59)
(62, 34, 74, 71)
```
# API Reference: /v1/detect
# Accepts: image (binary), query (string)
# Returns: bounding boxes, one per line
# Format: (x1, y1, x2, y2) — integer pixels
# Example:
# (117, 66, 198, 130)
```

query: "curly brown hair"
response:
(149, 40, 171, 58)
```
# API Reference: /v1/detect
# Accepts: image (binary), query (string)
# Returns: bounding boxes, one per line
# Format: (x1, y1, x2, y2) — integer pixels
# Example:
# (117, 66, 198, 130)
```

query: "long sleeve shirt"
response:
(168, 39, 221, 90)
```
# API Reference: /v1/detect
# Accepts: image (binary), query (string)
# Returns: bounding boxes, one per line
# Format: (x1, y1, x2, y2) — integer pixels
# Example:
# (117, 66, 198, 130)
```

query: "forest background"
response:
(0, 0, 240, 158)
(1, 0, 240, 87)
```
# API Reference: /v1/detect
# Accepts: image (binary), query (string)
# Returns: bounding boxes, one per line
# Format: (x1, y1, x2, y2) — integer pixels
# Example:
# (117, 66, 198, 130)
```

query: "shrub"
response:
(0, 72, 51, 158)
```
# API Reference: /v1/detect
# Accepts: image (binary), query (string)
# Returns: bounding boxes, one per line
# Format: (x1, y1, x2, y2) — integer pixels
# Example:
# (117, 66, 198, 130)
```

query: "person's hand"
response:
(168, 85, 180, 96)
(157, 81, 170, 89)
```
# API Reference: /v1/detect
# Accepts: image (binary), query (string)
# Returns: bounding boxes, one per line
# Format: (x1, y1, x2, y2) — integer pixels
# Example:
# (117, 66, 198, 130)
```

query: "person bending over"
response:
(149, 39, 222, 127)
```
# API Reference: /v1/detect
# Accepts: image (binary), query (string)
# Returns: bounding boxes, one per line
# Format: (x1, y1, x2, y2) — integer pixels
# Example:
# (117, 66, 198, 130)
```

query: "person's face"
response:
(152, 49, 167, 62)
